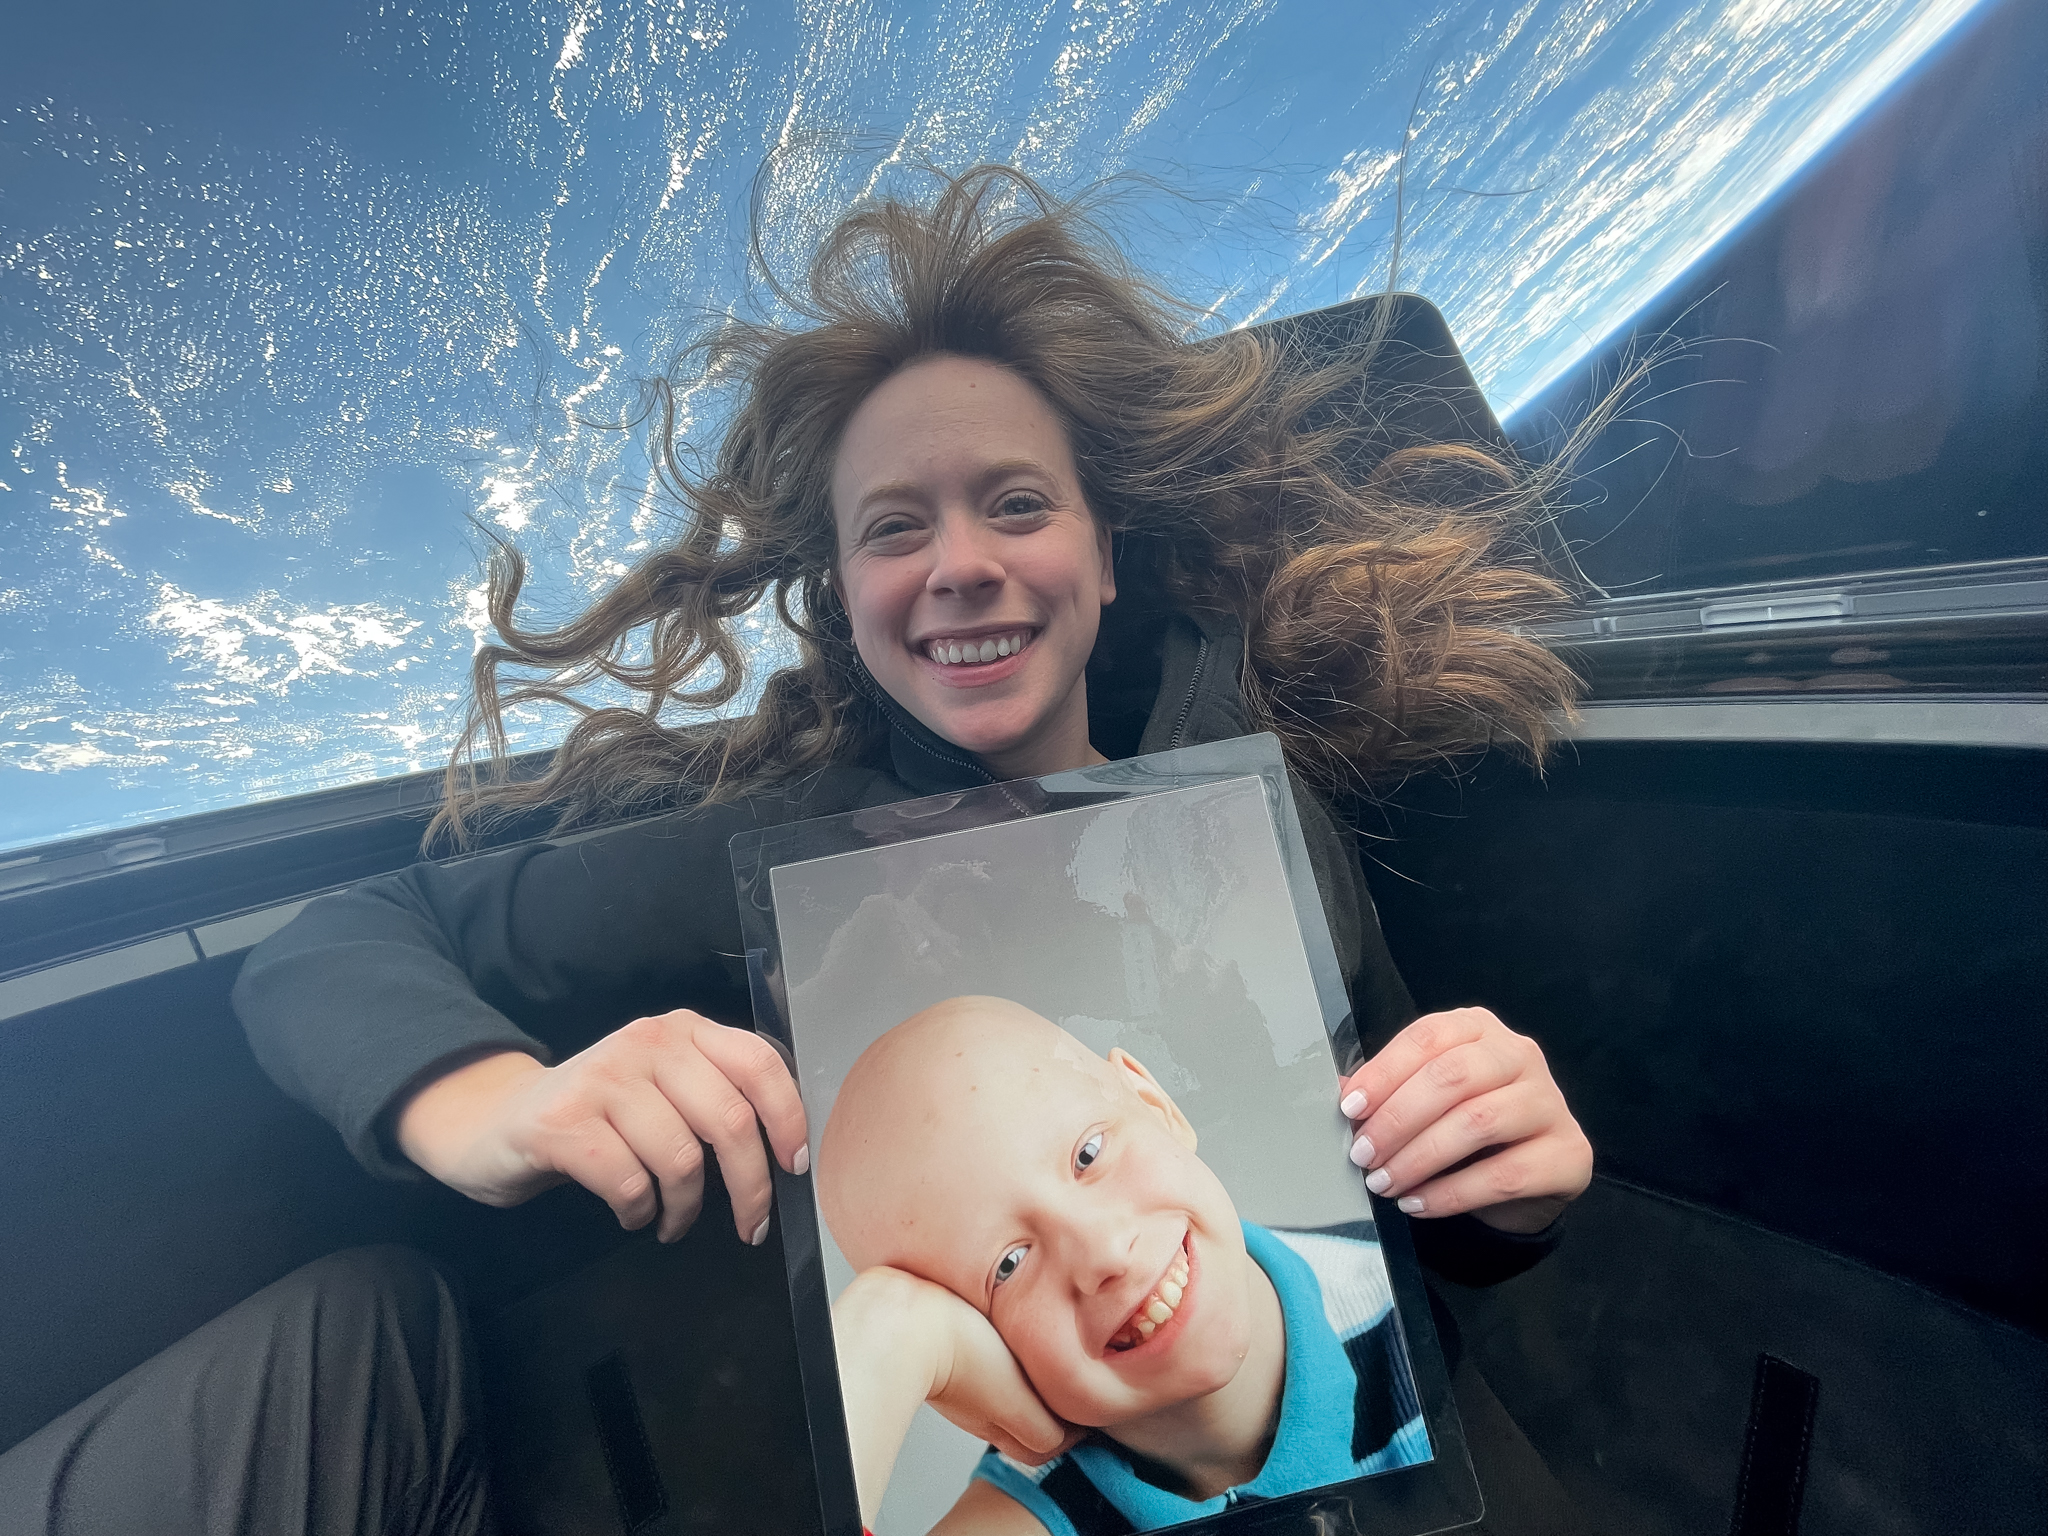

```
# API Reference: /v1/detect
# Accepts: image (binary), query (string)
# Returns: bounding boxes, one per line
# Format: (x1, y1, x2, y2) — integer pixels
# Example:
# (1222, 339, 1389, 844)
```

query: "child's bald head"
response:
(818, 996, 1152, 1271)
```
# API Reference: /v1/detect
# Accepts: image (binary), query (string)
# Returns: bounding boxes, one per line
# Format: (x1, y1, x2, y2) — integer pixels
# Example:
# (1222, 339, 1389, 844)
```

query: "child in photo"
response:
(819, 996, 1429, 1536)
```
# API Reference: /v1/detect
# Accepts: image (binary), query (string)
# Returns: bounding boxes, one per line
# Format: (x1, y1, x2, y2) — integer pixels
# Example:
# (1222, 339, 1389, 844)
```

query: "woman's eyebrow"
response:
(971, 458, 1055, 495)
(853, 458, 1058, 520)
(852, 480, 928, 518)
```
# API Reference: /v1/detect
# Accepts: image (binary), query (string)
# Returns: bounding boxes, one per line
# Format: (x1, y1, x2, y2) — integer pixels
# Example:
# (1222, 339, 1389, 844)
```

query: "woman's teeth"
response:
(1108, 1247, 1191, 1352)
(925, 632, 1029, 666)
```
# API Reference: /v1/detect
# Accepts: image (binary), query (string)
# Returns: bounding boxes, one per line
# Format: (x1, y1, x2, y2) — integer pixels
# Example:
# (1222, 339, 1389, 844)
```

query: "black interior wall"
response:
(1439, 1177, 2047, 1536)
(1359, 739, 2048, 1337)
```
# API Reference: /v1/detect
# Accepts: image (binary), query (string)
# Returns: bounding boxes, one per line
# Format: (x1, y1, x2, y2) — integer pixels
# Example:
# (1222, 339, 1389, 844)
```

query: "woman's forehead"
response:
(829, 356, 1075, 503)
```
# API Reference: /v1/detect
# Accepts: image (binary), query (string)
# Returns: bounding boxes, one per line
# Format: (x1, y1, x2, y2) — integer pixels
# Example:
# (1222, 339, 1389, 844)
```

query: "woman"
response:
(5, 167, 1592, 1535)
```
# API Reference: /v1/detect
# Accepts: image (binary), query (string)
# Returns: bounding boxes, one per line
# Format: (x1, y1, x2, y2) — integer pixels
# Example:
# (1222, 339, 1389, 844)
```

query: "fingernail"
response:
(1397, 1196, 1425, 1215)
(750, 1218, 771, 1246)
(792, 1144, 810, 1176)
(1340, 1090, 1367, 1119)
(1366, 1168, 1393, 1194)
(1348, 1134, 1375, 1168)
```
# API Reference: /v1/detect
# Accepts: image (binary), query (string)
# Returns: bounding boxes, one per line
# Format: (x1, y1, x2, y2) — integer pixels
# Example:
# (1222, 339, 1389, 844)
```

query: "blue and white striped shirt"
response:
(972, 1220, 1432, 1535)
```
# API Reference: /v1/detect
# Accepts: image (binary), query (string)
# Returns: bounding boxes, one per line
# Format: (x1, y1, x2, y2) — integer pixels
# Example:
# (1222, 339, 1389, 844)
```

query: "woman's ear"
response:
(1095, 519, 1117, 607)
(1106, 1048, 1195, 1151)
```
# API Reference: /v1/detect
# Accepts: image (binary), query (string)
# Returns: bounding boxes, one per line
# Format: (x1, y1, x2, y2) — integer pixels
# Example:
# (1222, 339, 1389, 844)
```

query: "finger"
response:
(1001, 1401, 1073, 1461)
(660, 1055, 778, 1245)
(934, 1380, 1070, 1462)
(694, 1021, 811, 1174)
(1337, 1063, 1370, 1121)
(1352, 1034, 1525, 1171)
(1382, 1134, 1583, 1220)
(984, 1423, 1084, 1467)
(933, 1309, 1071, 1458)
(549, 1118, 662, 1231)
(1357, 1081, 1553, 1198)
(1351, 1009, 1498, 1125)
(605, 1082, 707, 1243)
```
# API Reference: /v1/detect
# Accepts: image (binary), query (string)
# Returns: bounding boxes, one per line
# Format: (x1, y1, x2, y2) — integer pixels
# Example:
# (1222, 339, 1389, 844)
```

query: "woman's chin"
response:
(908, 698, 1066, 772)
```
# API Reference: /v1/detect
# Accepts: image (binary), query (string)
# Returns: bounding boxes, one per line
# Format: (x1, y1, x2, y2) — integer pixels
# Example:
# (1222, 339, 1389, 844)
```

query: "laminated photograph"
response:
(731, 735, 1481, 1536)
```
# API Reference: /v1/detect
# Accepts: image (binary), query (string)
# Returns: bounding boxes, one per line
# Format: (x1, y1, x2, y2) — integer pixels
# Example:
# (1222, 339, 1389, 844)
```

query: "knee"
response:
(270, 1245, 465, 1355)
(291, 1243, 449, 1301)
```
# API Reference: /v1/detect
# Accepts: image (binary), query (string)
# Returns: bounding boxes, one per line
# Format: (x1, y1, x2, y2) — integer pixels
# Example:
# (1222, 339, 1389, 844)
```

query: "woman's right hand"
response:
(833, 1266, 1076, 1529)
(393, 1010, 809, 1246)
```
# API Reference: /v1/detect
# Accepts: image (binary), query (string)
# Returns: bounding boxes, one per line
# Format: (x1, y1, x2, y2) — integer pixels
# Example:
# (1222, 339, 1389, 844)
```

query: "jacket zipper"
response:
(850, 658, 997, 785)
(902, 729, 995, 784)
(1167, 635, 1210, 750)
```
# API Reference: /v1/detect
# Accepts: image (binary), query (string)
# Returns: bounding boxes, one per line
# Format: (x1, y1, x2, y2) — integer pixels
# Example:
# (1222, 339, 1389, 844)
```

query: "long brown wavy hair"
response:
(431, 165, 1597, 846)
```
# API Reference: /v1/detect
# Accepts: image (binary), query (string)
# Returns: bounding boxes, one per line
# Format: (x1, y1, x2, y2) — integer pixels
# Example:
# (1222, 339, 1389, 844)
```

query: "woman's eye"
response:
(993, 491, 1048, 520)
(1075, 1132, 1103, 1171)
(864, 517, 918, 544)
(994, 1245, 1029, 1286)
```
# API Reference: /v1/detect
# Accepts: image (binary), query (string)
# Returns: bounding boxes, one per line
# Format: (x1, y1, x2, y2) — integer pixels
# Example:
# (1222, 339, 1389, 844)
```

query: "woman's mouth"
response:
(921, 628, 1035, 667)
(1106, 1233, 1193, 1354)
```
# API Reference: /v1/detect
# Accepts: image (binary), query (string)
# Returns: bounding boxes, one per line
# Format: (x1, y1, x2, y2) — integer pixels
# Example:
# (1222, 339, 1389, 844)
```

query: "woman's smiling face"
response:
(830, 354, 1115, 781)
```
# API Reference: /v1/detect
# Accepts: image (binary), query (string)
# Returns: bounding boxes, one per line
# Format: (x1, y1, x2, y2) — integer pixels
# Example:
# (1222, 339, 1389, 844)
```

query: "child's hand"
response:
(834, 1267, 1078, 1528)
(1337, 1007, 1592, 1234)
(838, 1266, 1078, 1461)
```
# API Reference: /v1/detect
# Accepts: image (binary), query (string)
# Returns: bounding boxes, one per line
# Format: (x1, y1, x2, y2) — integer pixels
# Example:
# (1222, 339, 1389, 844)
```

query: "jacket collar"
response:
(856, 606, 1248, 797)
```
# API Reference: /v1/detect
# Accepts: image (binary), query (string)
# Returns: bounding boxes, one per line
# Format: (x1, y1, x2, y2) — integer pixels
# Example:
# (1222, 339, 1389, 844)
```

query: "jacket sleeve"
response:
(1411, 1210, 1565, 1287)
(232, 800, 768, 1180)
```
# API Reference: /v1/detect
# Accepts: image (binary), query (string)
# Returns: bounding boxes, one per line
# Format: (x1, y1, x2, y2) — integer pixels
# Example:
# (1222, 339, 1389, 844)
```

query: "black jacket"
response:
(233, 608, 1555, 1281)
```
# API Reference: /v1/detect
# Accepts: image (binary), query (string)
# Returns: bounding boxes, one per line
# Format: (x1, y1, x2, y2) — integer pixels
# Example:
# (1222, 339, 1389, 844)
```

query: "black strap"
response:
(1343, 1307, 1423, 1463)
(1730, 1353, 1819, 1536)
(587, 1351, 669, 1534)
(1038, 1456, 1141, 1535)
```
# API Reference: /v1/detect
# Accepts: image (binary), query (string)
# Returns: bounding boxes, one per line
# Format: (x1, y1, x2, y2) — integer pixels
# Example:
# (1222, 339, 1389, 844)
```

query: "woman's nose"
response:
(924, 512, 1005, 598)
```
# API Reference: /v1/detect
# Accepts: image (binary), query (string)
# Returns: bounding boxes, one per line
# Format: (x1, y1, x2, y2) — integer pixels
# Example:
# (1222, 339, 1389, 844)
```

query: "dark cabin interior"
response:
(2, 5, 2043, 1534)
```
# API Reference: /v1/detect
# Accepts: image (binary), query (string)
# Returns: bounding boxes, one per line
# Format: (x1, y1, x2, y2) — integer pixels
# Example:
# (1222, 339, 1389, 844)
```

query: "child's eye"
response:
(994, 1245, 1029, 1286)
(1075, 1132, 1103, 1171)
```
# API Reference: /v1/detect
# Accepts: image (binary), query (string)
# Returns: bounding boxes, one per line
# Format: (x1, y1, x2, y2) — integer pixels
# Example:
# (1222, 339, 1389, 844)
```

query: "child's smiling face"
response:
(818, 997, 1257, 1429)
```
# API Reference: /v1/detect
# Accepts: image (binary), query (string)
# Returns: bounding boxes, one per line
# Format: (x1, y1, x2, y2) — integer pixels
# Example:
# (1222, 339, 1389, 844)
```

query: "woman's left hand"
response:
(1337, 1007, 1591, 1234)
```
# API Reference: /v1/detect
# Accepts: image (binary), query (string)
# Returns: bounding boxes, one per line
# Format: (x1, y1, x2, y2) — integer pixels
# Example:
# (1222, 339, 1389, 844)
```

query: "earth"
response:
(0, 0, 1987, 850)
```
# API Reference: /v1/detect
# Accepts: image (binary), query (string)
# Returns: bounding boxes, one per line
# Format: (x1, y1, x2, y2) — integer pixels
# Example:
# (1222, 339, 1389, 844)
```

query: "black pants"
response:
(0, 1247, 494, 1536)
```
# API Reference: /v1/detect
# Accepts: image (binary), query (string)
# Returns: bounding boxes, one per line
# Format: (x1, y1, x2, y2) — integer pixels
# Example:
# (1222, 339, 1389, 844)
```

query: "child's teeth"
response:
(1108, 1243, 1193, 1353)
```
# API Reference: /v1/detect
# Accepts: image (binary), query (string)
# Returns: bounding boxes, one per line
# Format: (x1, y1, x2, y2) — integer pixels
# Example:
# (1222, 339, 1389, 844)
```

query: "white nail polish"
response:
(1349, 1134, 1375, 1168)
(751, 1218, 771, 1246)
(1366, 1168, 1393, 1194)
(1398, 1196, 1425, 1215)
(793, 1144, 810, 1176)
(1340, 1090, 1367, 1119)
